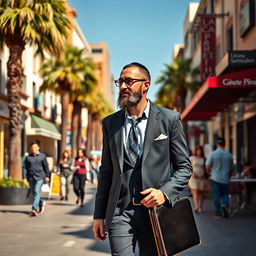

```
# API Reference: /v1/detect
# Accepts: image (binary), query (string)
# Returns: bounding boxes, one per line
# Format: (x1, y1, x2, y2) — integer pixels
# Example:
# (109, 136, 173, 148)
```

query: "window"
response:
(92, 49, 103, 54)
(240, 0, 255, 37)
(33, 82, 37, 110)
(227, 26, 233, 52)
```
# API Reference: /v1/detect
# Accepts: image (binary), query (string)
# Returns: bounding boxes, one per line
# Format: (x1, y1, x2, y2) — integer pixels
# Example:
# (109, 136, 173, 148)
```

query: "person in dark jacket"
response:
(22, 141, 50, 216)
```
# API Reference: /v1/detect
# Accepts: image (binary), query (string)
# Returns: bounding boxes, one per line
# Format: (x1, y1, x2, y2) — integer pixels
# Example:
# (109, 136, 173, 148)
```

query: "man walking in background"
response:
(206, 138, 234, 218)
(23, 141, 50, 216)
(92, 62, 192, 255)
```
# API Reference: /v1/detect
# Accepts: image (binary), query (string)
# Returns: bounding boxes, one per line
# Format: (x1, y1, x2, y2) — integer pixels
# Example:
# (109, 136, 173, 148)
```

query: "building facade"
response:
(180, 0, 256, 170)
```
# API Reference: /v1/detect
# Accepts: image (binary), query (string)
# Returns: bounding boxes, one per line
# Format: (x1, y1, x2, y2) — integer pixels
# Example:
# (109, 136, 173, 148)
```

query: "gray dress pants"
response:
(108, 204, 157, 256)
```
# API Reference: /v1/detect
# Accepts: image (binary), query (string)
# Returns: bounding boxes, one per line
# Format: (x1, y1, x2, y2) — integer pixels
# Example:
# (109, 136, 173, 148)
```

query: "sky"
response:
(69, 0, 200, 102)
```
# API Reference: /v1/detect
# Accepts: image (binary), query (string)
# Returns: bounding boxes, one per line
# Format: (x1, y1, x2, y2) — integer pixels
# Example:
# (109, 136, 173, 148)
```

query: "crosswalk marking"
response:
(62, 241, 76, 247)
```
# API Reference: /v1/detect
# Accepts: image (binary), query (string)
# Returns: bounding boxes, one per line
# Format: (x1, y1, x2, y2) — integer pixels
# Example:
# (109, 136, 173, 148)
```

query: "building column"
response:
(232, 104, 237, 166)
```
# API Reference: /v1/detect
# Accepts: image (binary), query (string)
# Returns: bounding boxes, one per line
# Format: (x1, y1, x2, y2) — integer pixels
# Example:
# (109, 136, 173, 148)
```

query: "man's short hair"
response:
(30, 141, 40, 147)
(122, 62, 151, 81)
(217, 138, 225, 146)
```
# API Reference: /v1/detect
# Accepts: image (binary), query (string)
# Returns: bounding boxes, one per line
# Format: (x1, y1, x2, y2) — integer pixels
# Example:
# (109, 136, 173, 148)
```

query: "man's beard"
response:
(117, 91, 142, 110)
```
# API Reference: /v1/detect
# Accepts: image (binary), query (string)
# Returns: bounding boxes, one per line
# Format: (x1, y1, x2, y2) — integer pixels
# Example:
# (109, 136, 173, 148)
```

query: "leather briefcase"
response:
(149, 197, 200, 256)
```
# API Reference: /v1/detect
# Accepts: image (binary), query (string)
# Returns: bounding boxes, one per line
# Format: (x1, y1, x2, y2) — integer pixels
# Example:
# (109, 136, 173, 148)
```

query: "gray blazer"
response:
(94, 102, 192, 231)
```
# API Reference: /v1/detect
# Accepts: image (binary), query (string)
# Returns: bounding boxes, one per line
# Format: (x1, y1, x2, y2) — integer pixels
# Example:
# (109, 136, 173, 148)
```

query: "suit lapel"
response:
(142, 102, 160, 164)
(112, 110, 125, 173)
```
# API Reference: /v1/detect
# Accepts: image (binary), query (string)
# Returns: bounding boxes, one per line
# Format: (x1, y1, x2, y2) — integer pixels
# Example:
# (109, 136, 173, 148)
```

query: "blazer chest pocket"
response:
(153, 138, 169, 145)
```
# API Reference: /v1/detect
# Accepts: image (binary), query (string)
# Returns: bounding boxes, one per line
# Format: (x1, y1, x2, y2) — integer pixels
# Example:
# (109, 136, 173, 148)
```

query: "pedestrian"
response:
(89, 156, 99, 185)
(189, 145, 206, 213)
(22, 141, 50, 216)
(59, 150, 73, 201)
(73, 148, 90, 207)
(206, 138, 234, 218)
(92, 62, 192, 255)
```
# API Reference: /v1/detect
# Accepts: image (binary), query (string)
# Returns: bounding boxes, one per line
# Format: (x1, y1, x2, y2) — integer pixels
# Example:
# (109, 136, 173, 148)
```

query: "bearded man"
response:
(92, 62, 192, 256)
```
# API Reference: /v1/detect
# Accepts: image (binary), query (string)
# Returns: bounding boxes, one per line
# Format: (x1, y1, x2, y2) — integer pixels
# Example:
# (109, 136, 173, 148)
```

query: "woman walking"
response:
(59, 150, 73, 201)
(189, 146, 206, 213)
(73, 148, 90, 207)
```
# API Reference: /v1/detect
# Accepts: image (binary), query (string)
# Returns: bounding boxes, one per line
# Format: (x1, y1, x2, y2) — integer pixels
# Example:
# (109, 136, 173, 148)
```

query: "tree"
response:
(85, 91, 113, 155)
(70, 58, 97, 157)
(40, 44, 96, 157)
(155, 58, 200, 113)
(0, 0, 70, 180)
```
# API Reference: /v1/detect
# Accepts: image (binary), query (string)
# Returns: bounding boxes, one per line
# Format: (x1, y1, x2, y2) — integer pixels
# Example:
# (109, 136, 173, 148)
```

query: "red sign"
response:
(200, 16, 216, 82)
(208, 67, 256, 88)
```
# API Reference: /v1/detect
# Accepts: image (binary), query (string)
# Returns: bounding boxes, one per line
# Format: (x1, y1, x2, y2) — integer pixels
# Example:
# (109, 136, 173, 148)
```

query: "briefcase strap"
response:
(148, 207, 168, 256)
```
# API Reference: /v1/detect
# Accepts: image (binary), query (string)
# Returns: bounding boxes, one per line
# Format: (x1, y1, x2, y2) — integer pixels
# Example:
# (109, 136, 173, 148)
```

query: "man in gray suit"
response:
(92, 62, 192, 255)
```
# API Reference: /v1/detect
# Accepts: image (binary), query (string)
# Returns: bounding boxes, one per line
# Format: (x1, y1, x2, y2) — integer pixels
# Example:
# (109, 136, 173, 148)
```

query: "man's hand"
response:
(45, 177, 50, 183)
(23, 179, 28, 186)
(140, 188, 166, 208)
(92, 219, 107, 242)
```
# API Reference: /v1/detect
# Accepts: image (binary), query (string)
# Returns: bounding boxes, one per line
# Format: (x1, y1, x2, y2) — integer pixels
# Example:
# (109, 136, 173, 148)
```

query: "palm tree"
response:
(0, 0, 70, 180)
(40, 44, 96, 157)
(156, 58, 200, 113)
(70, 58, 97, 157)
(85, 91, 113, 155)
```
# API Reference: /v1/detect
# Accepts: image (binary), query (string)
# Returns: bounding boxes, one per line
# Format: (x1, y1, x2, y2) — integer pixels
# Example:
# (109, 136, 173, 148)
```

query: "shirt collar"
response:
(125, 100, 150, 120)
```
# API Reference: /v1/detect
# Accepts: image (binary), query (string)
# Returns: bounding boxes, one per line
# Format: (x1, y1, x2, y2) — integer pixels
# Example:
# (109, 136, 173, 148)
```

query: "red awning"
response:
(181, 68, 256, 121)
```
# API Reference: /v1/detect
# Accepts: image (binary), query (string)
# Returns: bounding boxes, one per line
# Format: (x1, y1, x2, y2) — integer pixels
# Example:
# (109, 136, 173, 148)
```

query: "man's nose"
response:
(120, 81, 129, 89)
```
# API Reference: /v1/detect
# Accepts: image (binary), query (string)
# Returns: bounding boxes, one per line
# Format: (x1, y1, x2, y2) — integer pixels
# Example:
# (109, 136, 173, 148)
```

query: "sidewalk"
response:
(0, 184, 256, 256)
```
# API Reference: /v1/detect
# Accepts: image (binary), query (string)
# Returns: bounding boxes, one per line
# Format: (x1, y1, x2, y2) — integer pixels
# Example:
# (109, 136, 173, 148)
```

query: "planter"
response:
(0, 187, 33, 205)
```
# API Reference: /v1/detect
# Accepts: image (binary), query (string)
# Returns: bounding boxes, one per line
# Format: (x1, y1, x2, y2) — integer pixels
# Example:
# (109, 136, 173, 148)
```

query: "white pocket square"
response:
(154, 133, 168, 141)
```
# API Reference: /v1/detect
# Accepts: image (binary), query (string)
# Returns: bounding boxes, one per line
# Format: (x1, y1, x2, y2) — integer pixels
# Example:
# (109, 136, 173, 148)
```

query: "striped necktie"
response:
(128, 117, 143, 165)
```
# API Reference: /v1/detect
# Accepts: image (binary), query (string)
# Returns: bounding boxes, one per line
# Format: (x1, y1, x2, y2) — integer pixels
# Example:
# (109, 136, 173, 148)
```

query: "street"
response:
(0, 184, 256, 256)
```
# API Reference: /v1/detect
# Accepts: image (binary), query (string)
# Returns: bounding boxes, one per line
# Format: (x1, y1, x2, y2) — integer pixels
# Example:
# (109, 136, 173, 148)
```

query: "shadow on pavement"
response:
(0, 209, 29, 215)
(67, 196, 95, 216)
(61, 226, 110, 254)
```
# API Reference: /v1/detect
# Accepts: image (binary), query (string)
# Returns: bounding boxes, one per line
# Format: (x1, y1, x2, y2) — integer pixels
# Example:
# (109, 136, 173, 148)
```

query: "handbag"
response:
(148, 197, 200, 256)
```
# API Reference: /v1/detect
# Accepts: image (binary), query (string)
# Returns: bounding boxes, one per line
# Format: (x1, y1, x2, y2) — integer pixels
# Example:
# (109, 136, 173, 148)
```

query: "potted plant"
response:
(0, 178, 33, 205)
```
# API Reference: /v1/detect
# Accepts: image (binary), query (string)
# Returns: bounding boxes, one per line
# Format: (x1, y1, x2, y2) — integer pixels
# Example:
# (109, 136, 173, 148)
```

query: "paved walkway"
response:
(0, 184, 256, 256)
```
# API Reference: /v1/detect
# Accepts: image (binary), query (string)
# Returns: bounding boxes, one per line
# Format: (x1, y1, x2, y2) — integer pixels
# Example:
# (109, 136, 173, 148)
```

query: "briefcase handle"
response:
(148, 207, 168, 256)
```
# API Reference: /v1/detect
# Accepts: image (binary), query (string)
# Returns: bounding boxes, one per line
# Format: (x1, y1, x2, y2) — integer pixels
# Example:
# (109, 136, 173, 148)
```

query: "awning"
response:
(27, 115, 61, 140)
(181, 68, 256, 121)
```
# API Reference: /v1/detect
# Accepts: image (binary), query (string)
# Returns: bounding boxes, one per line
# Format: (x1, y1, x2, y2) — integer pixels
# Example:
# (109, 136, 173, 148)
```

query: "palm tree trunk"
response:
(60, 89, 70, 157)
(6, 37, 25, 180)
(86, 112, 93, 156)
(77, 104, 82, 150)
(71, 100, 80, 157)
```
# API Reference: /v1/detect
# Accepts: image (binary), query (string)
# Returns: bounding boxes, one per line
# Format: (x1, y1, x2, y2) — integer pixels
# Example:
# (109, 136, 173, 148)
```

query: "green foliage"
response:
(40, 44, 97, 95)
(85, 91, 114, 119)
(0, 177, 28, 188)
(0, 0, 70, 56)
(155, 58, 200, 111)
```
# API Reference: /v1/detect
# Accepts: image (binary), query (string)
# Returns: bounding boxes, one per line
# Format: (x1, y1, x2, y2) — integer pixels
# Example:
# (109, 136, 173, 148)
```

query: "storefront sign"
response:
(229, 50, 256, 66)
(240, 0, 255, 37)
(200, 16, 216, 82)
(222, 78, 256, 86)
(212, 68, 256, 87)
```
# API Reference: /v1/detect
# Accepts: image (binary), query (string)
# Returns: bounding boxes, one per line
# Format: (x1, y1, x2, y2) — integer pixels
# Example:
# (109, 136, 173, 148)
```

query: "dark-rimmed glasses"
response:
(114, 78, 146, 87)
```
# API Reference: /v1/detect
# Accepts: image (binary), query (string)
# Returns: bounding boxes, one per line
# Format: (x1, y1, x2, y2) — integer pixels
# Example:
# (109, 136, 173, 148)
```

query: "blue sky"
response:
(69, 0, 199, 102)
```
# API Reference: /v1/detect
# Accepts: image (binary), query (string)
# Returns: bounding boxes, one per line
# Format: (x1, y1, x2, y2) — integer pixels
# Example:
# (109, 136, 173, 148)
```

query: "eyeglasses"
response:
(114, 78, 146, 87)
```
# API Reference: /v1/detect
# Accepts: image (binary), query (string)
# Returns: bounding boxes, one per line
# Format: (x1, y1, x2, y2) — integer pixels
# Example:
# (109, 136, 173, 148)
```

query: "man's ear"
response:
(143, 81, 150, 93)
